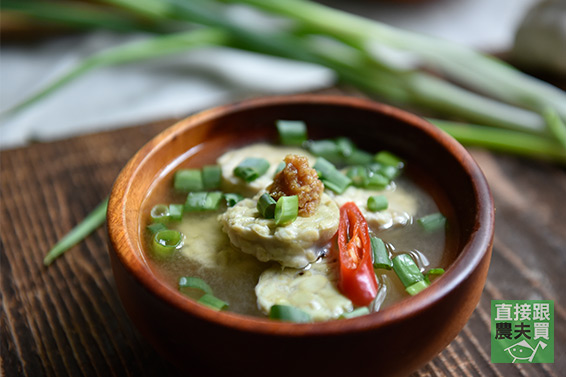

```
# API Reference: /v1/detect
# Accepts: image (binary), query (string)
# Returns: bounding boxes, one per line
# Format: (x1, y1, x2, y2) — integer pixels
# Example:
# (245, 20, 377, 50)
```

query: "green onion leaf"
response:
(234, 157, 270, 182)
(203, 191, 223, 210)
(367, 195, 388, 212)
(179, 276, 214, 296)
(224, 193, 244, 207)
(43, 197, 109, 266)
(274, 195, 299, 226)
(371, 236, 392, 269)
(417, 213, 447, 232)
(257, 193, 277, 219)
(198, 293, 229, 311)
(339, 307, 370, 319)
(543, 107, 566, 150)
(392, 254, 425, 288)
(150, 204, 170, 223)
(202, 165, 222, 190)
(269, 305, 311, 323)
(168, 204, 184, 221)
(146, 222, 168, 234)
(1, 0, 164, 33)
(276, 120, 307, 146)
(152, 229, 183, 259)
(406, 280, 430, 296)
(174, 169, 203, 192)
(314, 157, 351, 194)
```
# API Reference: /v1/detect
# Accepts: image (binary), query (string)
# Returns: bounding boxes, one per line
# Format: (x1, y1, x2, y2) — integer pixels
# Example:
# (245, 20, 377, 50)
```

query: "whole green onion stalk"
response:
(5, 0, 562, 264)
(225, 0, 566, 118)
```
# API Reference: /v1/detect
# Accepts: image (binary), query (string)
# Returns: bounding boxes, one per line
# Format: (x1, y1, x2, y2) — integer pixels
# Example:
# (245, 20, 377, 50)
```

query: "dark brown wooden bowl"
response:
(107, 95, 494, 377)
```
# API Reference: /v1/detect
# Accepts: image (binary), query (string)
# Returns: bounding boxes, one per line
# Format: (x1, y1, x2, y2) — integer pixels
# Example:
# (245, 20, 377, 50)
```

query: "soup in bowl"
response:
(107, 95, 494, 377)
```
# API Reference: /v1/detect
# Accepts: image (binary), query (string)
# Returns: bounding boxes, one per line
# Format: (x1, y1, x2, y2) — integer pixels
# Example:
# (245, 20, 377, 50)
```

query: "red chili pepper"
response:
(336, 202, 378, 306)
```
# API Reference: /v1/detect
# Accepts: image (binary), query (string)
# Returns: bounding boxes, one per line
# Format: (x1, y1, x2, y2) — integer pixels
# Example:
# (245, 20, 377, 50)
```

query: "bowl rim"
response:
(107, 94, 494, 336)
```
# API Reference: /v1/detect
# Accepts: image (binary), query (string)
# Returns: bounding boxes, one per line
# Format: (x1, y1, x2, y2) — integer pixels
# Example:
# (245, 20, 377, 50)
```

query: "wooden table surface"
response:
(1, 101, 564, 377)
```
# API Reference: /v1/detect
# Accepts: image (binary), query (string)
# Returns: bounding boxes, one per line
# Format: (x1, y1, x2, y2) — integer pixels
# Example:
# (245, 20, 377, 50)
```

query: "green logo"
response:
(491, 300, 554, 363)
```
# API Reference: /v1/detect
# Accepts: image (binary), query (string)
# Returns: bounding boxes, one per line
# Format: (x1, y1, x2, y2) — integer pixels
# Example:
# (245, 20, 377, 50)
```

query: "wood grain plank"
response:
(1, 116, 563, 377)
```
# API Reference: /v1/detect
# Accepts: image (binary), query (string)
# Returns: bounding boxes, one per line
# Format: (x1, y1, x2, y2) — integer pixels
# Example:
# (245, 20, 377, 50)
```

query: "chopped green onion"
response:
(174, 169, 203, 192)
(202, 165, 222, 190)
(374, 151, 404, 168)
(321, 179, 351, 195)
(379, 165, 401, 180)
(367, 162, 402, 181)
(307, 138, 372, 166)
(344, 149, 373, 165)
(224, 193, 244, 207)
(347, 165, 392, 189)
(417, 213, 447, 232)
(307, 139, 343, 165)
(43, 197, 109, 266)
(185, 191, 223, 211)
(371, 236, 392, 269)
(346, 165, 369, 187)
(234, 157, 270, 182)
(425, 268, 445, 284)
(179, 276, 214, 297)
(367, 195, 388, 212)
(368, 162, 401, 181)
(406, 280, 430, 296)
(198, 293, 229, 311)
(339, 307, 370, 319)
(276, 120, 307, 146)
(203, 191, 223, 210)
(274, 161, 286, 176)
(313, 157, 351, 194)
(366, 173, 389, 190)
(392, 254, 425, 288)
(185, 192, 208, 212)
(257, 193, 277, 219)
(427, 268, 446, 276)
(168, 204, 184, 221)
(269, 305, 311, 323)
(146, 222, 168, 234)
(335, 137, 356, 157)
(274, 195, 299, 226)
(150, 204, 170, 223)
(152, 229, 183, 259)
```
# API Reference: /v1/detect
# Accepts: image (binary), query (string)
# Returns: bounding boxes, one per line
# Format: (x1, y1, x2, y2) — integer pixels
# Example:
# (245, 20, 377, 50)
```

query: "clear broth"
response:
(140, 141, 459, 318)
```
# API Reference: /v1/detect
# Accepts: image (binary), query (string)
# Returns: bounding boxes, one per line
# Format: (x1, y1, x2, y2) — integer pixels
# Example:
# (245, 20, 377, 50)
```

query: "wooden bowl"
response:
(107, 95, 494, 377)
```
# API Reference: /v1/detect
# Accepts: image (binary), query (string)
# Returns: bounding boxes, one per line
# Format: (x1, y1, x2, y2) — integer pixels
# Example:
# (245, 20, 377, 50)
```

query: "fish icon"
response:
(504, 340, 547, 363)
